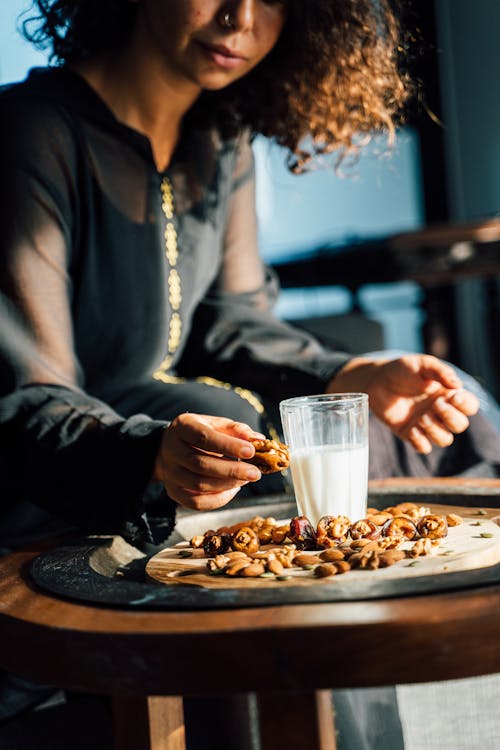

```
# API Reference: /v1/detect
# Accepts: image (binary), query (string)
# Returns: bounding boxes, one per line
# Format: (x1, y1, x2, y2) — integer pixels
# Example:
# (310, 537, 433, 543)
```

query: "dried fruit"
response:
(416, 515, 448, 540)
(382, 516, 418, 541)
(316, 515, 350, 547)
(203, 532, 231, 557)
(288, 516, 317, 550)
(247, 438, 289, 474)
(349, 519, 380, 540)
(231, 526, 260, 554)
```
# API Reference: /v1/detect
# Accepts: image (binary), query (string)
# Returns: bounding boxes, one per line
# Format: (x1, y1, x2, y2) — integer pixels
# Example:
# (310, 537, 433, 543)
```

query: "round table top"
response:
(1, 493, 500, 697)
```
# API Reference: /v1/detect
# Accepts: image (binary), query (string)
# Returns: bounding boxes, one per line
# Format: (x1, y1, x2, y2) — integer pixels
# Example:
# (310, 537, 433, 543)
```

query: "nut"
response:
(240, 563, 266, 577)
(293, 553, 323, 567)
(349, 549, 380, 570)
(349, 539, 379, 552)
(333, 560, 351, 574)
(416, 515, 448, 540)
(267, 558, 285, 576)
(319, 548, 345, 562)
(367, 513, 392, 526)
(190, 535, 205, 548)
(446, 513, 463, 527)
(314, 563, 337, 578)
(378, 549, 406, 567)
(408, 538, 433, 557)
(225, 560, 252, 576)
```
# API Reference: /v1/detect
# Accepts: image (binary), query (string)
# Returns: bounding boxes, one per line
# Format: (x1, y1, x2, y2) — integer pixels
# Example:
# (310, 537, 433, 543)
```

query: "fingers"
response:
(445, 389, 479, 416)
(405, 389, 480, 454)
(407, 426, 433, 455)
(177, 449, 261, 487)
(173, 486, 243, 512)
(154, 413, 265, 511)
(172, 413, 262, 460)
(418, 355, 463, 390)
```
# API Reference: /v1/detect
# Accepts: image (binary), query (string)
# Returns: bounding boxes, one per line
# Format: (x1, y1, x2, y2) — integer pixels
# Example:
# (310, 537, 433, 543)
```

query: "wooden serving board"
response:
(146, 504, 500, 590)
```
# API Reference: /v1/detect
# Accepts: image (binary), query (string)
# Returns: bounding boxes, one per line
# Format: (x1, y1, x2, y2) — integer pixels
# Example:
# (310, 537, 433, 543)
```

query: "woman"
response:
(1, 0, 495, 553)
(1, 1, 499, 746)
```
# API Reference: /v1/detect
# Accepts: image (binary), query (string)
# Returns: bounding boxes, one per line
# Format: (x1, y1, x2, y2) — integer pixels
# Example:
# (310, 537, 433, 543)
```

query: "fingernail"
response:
(240, 446, 254, 458)
(449, 389, 465, 404)
(246, 467, 260, 480)
(418, 414, 431, 428)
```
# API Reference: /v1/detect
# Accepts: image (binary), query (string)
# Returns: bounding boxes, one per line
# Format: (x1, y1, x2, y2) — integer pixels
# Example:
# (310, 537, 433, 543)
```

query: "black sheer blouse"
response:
(0, 67, 349, 539)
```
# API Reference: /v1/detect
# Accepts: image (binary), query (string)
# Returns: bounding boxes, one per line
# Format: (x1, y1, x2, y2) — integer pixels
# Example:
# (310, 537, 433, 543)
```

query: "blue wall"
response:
(0, 1, 48, 84)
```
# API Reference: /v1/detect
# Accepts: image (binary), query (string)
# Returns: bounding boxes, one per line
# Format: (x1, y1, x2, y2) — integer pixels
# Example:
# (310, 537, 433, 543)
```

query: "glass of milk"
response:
(279, 393, 369, 525)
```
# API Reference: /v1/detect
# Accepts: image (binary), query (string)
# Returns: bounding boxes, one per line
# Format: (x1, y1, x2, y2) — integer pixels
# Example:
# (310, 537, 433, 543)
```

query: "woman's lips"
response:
(197, 41, 247, 69)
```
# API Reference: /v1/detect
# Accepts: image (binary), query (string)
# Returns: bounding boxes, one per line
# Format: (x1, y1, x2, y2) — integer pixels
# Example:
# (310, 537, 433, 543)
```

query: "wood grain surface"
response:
(0, 504, 500, 695)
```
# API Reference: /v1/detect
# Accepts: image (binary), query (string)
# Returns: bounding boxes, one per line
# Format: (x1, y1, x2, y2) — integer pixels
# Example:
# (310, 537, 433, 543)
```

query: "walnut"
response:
(349, 548, 380, 570)
(408, 538, 433, 557)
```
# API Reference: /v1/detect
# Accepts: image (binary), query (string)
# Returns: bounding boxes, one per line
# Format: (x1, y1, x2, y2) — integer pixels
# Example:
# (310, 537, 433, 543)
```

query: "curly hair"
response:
(22, 0, 413, 172)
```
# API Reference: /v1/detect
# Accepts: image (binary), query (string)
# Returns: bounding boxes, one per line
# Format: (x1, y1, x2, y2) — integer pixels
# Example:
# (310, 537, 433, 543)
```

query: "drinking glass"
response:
(279, 393, 369, 525)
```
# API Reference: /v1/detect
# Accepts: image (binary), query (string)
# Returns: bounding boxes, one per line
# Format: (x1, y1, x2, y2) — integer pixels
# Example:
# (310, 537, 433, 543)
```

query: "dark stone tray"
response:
(30, 491, 500, 611)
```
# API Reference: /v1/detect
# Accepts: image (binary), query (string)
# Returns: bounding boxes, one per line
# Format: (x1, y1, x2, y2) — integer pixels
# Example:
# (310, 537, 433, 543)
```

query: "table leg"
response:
(256, 689, 337, 750)
(112, 695, 185, 750)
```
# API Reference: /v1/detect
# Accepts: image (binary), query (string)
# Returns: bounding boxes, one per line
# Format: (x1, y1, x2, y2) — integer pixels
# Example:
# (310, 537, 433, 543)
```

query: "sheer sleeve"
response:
(0, 94, 169, 535)
(177, 134, 351, 399)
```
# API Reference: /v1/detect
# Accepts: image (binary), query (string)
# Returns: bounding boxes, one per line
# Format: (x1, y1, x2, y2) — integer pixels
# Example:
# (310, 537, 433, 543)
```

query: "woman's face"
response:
(135, 0, 287, 91)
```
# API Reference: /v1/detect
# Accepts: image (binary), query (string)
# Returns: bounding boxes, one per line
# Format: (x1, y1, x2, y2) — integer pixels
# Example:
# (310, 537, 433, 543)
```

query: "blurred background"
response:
(2, 0, 499, 397)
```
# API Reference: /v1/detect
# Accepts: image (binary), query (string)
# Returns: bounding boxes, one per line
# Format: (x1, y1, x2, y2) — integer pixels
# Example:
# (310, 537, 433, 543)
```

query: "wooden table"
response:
(1, 478, 500, 750)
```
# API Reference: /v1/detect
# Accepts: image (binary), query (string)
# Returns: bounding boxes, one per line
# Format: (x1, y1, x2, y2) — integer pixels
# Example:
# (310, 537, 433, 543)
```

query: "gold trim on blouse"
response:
(153, 177, 182, 377)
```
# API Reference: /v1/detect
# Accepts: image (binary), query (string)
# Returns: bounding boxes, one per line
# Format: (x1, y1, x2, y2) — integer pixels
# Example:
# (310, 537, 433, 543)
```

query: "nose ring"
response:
(219, 10, 235, 29)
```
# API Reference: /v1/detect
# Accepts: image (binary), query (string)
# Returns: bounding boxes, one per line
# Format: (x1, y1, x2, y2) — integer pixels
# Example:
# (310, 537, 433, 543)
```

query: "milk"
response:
(289, 444, 368, 526)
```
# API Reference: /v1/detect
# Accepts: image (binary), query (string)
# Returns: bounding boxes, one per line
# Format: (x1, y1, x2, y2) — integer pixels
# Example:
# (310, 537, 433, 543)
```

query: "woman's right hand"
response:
(153, 413, 263, 511)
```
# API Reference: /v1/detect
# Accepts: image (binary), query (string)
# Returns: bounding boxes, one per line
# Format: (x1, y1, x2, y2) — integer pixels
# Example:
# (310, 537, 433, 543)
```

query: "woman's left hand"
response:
(328, 354, 480, 454)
